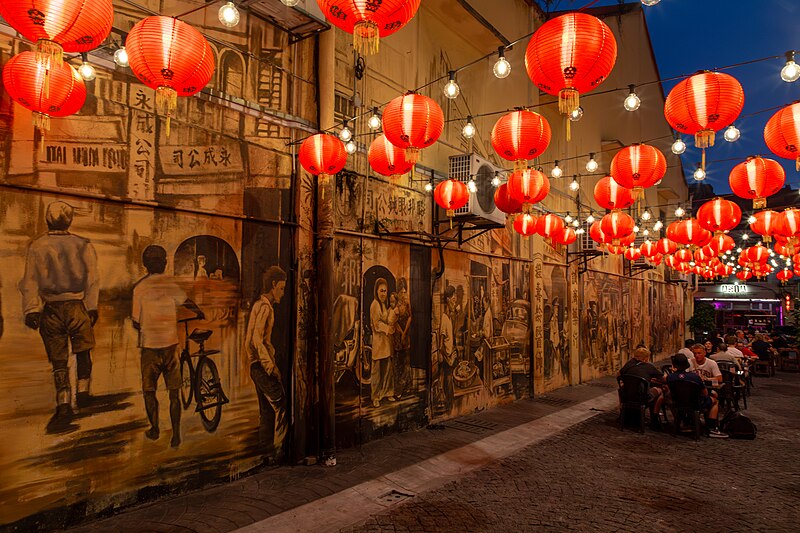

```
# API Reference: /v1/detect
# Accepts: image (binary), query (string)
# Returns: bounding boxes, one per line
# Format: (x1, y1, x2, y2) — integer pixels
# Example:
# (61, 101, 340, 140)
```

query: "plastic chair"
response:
(715, 360, 735, 373)
(617, 375, 650, 433)
(668, 379, 704, 440)
(718, 370, 739, 412)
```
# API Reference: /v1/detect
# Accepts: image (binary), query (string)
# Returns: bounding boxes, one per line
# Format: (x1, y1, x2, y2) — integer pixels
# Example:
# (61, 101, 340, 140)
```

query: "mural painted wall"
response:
(0, 7, 316, 527)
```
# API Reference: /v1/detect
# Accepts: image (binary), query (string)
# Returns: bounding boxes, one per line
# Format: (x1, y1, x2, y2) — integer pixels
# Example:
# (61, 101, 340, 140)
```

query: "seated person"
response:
(710, 343, 741, 370)
(750, 333, 773, 361)
(678, 338, 695, 360)
(667, 353, 727, 438)
(736, 340, 758, 361)
(689, 343, 722, 383)
(619, 346, 665, 427)
(724, 335, 745, 361)
(735, 329, 749, 346)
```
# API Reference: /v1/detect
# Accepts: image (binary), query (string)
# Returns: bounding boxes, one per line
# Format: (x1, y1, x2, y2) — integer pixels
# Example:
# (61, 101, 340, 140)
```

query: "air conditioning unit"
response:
(448, 153, 507, 225)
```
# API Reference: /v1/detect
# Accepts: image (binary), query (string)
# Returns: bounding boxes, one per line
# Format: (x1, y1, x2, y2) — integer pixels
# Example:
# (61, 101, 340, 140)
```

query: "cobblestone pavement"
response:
(342, 373, 800, 533)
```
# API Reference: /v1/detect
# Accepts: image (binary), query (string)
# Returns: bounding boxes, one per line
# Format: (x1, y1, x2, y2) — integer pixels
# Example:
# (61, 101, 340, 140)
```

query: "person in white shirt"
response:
(678, 339, 695, 360)
(689, 343, 722, 383)
(724, 335, 745, 362)
(133, 245, 204, 448)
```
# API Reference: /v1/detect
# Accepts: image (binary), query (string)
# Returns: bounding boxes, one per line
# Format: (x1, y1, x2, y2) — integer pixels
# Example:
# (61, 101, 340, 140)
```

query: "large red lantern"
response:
(728, 156, 785, 209)
(552, 226, 577, 246)
(750, 210, 780, 243)
(507, 168, 550, 212)
(524, 13, 617, 137)
(368, 134, 413, 180)
(640, 240, 657, 258)
(514, 214, 538, 236)
(776, 207, 800, 239)
(0, 1, 114, 70)
(316, 0, 420, 55)
(745, 245, 770, 264)
(664, 71, 744, 150)
(590, 221, 610, 246)
(673, 218, 711, 248)
(126, 16, 215, 137)
(696, 197, 742, 233)
(382, 92, 444, 164)
(736, 270, 753, 281)
(536, 214, 565, 240)
(764, 102, 800, 170)
(2, 51, 86, 132)
(674, 248, 693, 263)
(624, 247, 641, 261)
(494, 184, 523, 215)
(609, 144, 667, 193)
(299, 133, 347, 177)
(434, 179, 470, 219)
(600, 212, 635, 245)
(648, 253, 664, 266)
(708, 233, 735, 255)
(777, 269, 794, 283)
(593, 176, 634, 210)
(774, 241, 794, 258)
(491, 110, 551, 171)
(656, 238, 678, 256)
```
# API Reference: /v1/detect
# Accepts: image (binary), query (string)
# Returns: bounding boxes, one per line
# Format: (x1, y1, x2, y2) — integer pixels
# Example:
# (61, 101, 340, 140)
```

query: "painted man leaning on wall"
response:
(19, 201, 99, 432)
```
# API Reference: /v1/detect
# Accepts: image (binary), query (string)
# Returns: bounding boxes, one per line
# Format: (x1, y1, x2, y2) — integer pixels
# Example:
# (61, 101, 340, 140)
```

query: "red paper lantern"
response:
(609, 144, 667, 192)
(536, 214, 565, 240)
(640, 240, 657, 258)
(126, 16, 215, 137)
(745, 245, 770, 264)
(674, 248, 693, 263)
(697, 197, 742, 233)
(524, 13, 617, 130)
(714, 263, 734, 277)
(368, 134, 413, 180)
(648, 253, 663, 266)
(777, 269, 794, 282)
(600, 212, 635, 245)
(299, 133, 347, 177)
(590, 221, 610, 246)
(666, 220, 683, 242)
(317, 0, 420, 55)
(750, 210, 780, 243)
(672, 218, 711, 247)
(664, 71, 744, 149)
(434, 179, 470, 218)
(494, 183, 523, 215)
(708, 233, 735, 255)
(764, 102, 800, 171)
(382, 92, 444, 164)
(514, 213, 538, 236)
(624, 247, 641, 261)
(736, 270, 753, 281)
(774, 234, 798, 256)
(607, 244, 627, 255)
(774, 241, 793, 258)
(507, 168, 550, 212)
(2, 51, 85, 131)
(656, 238, 678, 256)
(776, 208, 800, 239)
(0, 1, 114, 67)
(491, 110, 551, 170)
(552, 226, 577, 246)
(593, 176, 634, 210)
(729, 156, 785, 209)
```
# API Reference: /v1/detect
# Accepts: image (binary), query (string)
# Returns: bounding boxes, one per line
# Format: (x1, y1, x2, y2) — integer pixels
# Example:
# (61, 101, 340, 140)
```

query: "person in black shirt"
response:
(619, 347, 665, 428)
(750, 333, 773, 361)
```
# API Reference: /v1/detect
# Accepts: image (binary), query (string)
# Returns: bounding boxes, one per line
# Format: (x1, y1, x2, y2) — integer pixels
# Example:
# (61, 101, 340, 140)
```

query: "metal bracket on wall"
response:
(630, 264, 655, 276)
(433, 216, 504, 247)
(567, 250, 602, 275)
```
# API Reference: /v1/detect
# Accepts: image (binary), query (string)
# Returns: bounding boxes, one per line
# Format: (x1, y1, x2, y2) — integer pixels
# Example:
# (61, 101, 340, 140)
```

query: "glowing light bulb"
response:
(78, 54, 96, 81)
(643, 229, 650, 236)
(586, 214, 595, 224)
(724, 124, 740, 142)
(623, 85, 640, 111)
(339, 122, 352, 142)
(424, 182, 433, 192)
(281, 0, 300, 6)
(572, 219, 580, 227)
(576, 228, 585, 235)
(693, 164, 706, 181)
(671, 137, 686, 155)
(653, 220, 663, 231)
(493, 47, 511, 79)
(633, 225, 640, 233)
(218, 2, 240, 27)
(748, 215, 757, 224)
(551, 161, 563, 178)
(443, 71, 460, 99)
(345, 140, 357, 154)
(641, 210, 652, 221)
(569, 177, 580, 191)
(565, 215, 573, 223)
(742, 233, 749, 241)
(781, 51, 800, 82)
(462, 115, 476, 139)
(491, 174, 501, 187)
(368, 108, 381, 130)
(586, 153, 598, 173)
(113, 47, 129, 68)
(641, 0, 661, 5)
(675, 207, 685, 217)
(569, 106, 584, 122)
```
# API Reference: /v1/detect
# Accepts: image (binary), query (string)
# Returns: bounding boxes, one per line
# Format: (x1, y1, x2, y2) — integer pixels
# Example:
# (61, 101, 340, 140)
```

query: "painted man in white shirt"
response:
(132, 245, 204, 448)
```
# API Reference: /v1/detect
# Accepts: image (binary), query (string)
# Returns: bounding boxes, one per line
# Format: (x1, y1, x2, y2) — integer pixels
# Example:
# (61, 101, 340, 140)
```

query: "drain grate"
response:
(378, 490, 414, 504)
(445, 419, 497, 434)
(586, 381, 617, 389)
(456, 417, 500, 430)
(535, 395, 576, 406)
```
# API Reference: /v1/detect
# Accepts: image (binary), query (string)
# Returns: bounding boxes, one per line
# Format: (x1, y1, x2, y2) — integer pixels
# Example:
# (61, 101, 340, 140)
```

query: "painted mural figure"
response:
(476, 294, 494, 381)
(132, 245, 204, 448)
(370, 278, 396, 407)
(392, 277, 412, 397)
(19, 201, 99, 431)
(196, 255, 209, 279)
(438, 285, 458, 413)
(245, 266, 288, 454)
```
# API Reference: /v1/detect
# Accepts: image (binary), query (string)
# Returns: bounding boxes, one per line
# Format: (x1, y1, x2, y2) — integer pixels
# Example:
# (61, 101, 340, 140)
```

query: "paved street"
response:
(61, 370, 800, 533)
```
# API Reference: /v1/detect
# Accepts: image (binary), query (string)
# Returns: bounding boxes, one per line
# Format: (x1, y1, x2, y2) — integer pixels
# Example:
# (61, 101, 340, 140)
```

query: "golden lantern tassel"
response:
(695, 129, 715, 149)
(32, 111, 50, 133)
(514, 159, 528, 172)
(558, 88, 579, 115)
(156, 86, 178, 138)
(753, 197, 766, 209)
(701, 148, 706, 173)
(35, 39, 63, 98)
(795, 156, 799, 172)
(565, 116, 571, 143)
(405, 147, 419, 164)
(353, 21, 380, 56)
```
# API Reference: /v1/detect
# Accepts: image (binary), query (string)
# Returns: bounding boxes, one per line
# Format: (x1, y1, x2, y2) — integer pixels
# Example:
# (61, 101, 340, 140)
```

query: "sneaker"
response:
(708, 428, 729, 438)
